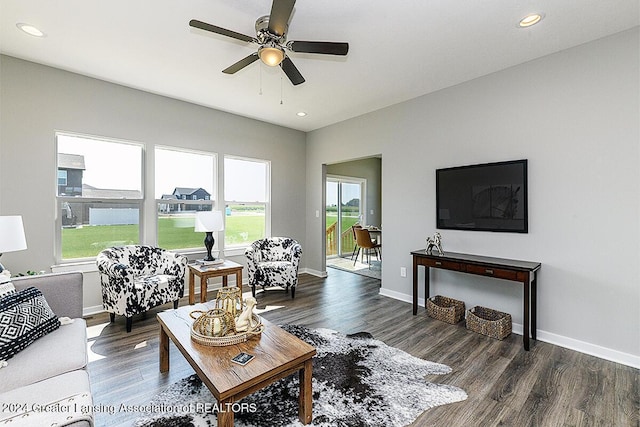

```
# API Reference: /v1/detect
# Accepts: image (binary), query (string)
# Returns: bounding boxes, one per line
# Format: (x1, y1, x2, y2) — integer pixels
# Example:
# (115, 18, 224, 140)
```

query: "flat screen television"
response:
(436, 159, 528, 233)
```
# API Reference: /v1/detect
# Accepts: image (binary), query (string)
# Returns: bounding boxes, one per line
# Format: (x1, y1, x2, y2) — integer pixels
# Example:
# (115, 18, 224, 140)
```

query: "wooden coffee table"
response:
(157, 309, 316, 426)
(188, 260, 243, 305)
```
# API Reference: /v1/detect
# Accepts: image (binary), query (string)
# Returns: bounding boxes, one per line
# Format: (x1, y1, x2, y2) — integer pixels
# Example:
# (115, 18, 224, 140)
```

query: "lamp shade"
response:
(194, 211, 224, 232)
(0, 216, 27, 253)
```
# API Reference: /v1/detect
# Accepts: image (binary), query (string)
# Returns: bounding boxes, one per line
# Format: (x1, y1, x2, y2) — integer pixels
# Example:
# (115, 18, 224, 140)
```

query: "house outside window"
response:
(155, 147, 216, 250)
(224, 156, 270, 248)
(56, 132, 143, 261)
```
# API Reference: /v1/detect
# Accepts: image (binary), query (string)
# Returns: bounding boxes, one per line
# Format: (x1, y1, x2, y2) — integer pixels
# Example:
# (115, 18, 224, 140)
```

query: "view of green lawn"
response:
(61, 214, 265, 259)
(325, 212, 360, 255)
(326, 213, 359, 233)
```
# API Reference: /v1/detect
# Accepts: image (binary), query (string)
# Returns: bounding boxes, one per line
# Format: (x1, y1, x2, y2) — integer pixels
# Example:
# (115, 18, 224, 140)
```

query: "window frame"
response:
(55, 131, 145, 263)
(154, 146, 218, 252)
(223, 155, 271, 253)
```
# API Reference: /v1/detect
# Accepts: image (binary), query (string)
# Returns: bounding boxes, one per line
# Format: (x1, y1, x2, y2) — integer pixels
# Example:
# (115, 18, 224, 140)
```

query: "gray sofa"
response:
(0, 272, 93, 426)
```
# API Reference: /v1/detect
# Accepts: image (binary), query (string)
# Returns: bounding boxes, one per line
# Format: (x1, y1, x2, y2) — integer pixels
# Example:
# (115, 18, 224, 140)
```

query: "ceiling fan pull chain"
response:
(280, 74, 284, 105)
(259, 64, 263, 95)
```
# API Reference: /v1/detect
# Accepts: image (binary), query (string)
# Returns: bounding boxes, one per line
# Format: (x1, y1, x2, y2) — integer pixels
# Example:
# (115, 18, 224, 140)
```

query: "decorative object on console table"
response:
(194, 210, 224, 261)
(465, 306, 512, 340)
(425, 232, 443, 255)
(0, 215, 28, 278)
(426, 295, 465, 324)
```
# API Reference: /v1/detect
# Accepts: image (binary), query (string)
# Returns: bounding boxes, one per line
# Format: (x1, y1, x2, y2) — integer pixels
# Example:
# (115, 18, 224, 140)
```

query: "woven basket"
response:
(426, 295, 465, 324)
(191, 313, 264, 347)
(465, 306, 512, 340)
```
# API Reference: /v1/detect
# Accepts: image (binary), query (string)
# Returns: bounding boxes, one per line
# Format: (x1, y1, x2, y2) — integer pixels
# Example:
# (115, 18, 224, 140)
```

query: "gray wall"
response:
(326, 157, 382, 227)
(1, 28, 638, 366)
(0, 55, 307, 310)
(306, 28, 639, 364)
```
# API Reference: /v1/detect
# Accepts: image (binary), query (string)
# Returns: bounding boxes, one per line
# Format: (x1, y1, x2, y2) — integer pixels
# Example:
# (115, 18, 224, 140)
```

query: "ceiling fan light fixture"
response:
(258, 45, 285, 67)
(518, 13, 544, 28)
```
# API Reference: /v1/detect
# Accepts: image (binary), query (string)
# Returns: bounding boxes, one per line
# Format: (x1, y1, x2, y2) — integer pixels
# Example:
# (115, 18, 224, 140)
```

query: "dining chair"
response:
(354, 227, 382, 269)
(350, 224, 362, 261)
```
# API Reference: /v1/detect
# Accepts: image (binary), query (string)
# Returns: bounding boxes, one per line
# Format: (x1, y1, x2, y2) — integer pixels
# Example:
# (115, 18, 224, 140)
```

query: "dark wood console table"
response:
(411, 250, 541, 350)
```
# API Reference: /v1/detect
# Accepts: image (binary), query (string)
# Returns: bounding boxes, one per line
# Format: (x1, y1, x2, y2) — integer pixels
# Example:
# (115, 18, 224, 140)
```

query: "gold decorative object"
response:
(189, 296, 264, 347)
(215, 286, 242, 318)
(190, 308, 235, 338)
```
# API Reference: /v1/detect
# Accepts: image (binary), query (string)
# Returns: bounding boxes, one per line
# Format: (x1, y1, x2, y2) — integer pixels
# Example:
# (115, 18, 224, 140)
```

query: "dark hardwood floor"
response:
(85, 269, 639, 427)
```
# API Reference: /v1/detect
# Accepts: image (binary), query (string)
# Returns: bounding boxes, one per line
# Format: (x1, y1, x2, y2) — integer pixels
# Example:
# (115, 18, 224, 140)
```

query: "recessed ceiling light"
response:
(518, 13, 544, 28)
(296, 112, 307, 117)
(16, 23, 45, 37)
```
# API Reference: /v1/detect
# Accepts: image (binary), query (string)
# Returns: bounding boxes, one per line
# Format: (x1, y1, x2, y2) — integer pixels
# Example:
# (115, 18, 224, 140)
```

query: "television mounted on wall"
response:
(436, 159, 528, 233)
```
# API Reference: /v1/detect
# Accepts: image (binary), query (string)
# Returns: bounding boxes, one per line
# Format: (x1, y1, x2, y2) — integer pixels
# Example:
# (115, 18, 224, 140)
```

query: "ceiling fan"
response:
(189, 0, 349, 86)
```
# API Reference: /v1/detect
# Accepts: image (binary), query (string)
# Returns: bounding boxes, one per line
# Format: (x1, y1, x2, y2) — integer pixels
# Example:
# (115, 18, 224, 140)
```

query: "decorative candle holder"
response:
(215, 286, 242, 318)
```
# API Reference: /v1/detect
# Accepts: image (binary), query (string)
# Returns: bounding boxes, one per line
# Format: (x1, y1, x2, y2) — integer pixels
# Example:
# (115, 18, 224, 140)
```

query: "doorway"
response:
(325, 176, 365, 258)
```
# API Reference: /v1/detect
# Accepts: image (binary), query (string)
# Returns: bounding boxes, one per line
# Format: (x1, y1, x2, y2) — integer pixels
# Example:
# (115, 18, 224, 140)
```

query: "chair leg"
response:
(109, 313, 115, 323)
(350, 245, 359, 261)
(125, 317, 133, 333)
(251, 285, 256, 298)
(291, 286, 296, 299)
(173, 300, 179, 310)
(353, 248, 361, 266)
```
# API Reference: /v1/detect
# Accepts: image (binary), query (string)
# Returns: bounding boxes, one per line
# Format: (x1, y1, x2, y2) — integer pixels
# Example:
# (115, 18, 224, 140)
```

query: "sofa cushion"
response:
(0, 318, 87, 393)
(0, 369, 93, 425)
(0, 287, 60, 361)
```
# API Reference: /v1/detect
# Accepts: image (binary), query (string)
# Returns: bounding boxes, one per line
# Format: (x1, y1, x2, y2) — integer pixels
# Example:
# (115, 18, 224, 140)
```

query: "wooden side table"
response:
(188, 260, 243, 305)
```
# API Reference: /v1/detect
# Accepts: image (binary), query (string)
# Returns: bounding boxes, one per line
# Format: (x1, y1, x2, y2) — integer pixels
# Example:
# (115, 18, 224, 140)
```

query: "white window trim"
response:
(55, 131, 145, 264)
(222, 155, 271, 250)
(154, 146, 218, 252)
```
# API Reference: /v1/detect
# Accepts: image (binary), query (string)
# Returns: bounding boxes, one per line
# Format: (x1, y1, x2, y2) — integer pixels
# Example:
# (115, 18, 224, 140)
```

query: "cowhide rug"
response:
(135, 325, 467, 427)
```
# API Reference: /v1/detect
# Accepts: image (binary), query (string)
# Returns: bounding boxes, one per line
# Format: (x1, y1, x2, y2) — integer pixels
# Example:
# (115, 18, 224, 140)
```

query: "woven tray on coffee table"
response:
(190, 314, 264, 347)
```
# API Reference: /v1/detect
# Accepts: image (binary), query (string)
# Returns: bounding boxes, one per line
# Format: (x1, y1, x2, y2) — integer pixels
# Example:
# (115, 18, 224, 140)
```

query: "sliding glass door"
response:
(326, 176, 364, 258)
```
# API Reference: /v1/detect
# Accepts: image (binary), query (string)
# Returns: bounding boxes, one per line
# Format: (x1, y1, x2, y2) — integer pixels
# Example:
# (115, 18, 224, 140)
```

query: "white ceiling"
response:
(1, 0, 638, 132)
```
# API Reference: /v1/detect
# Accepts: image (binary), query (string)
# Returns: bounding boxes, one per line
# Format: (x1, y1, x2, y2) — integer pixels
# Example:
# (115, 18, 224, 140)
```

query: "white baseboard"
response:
(83, 304, 105, 317)
(535, 330, 640, 369)
(378, 288, 640, 369)
(299, 268, 328, 278)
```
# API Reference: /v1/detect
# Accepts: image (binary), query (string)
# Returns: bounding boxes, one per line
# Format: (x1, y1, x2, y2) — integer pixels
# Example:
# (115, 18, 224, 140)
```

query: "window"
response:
(58, 170, 67, 186)
(155, 147, 216, 250)
(224, 156, 270, 247)
(56, 133, 143, 260)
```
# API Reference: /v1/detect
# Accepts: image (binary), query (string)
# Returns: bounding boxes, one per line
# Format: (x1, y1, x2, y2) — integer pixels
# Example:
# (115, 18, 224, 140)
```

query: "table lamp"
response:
(194, 211, 224, 261)
(0, 215, 28, 274)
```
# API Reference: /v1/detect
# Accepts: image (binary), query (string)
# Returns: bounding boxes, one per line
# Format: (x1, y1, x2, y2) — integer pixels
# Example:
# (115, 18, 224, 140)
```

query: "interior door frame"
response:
(326, 174, 367, 257)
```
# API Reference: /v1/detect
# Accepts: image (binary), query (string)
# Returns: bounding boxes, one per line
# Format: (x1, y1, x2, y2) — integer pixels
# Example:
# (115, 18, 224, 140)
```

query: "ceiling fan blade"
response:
(280, 56, 305, 86)
(189, 19, 255, 43)
(288, 41, 349, 56)
(268, 0, 296, 37)
(222, 53, 259, 74)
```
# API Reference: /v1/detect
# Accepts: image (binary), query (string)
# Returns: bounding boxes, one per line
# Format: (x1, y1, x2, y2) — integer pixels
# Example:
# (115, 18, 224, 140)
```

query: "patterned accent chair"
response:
(245, 237, 302, 299)
(96, 245, 188, 332)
